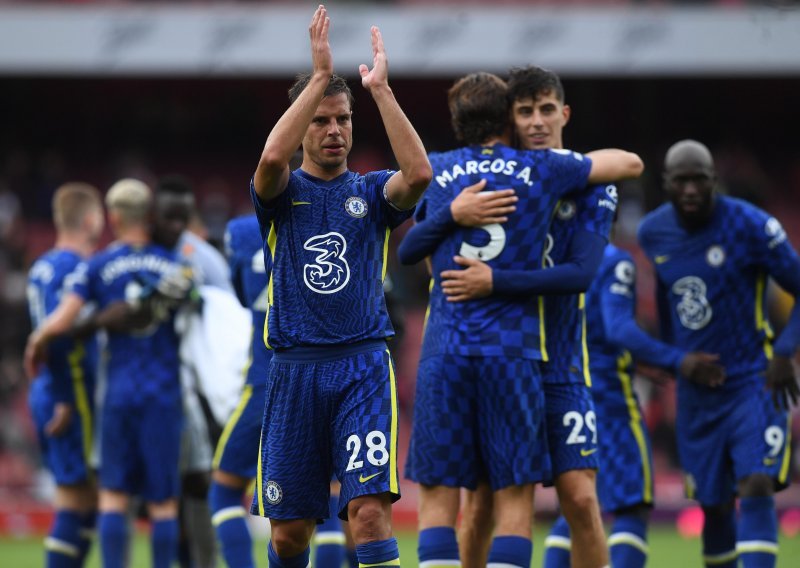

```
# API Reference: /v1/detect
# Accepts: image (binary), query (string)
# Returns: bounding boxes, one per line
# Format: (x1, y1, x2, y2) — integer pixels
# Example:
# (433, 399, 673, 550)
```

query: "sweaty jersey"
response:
(27, 248, 97, 405)
(638, 196, 800, 392)
(250, 169, 412, 349)
(420, 143, 593, 361)
(542, 183, 618, 384)
(69, 242, 184, 407)
(224, 214, 273, 386)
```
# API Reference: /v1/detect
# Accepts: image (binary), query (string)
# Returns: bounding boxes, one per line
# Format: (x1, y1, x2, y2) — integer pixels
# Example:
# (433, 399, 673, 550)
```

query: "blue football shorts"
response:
(251, 340, 400, 521)
(99, 401, 183, 502)
(676, 379, 791, 506)
(406, 353, 548, 491)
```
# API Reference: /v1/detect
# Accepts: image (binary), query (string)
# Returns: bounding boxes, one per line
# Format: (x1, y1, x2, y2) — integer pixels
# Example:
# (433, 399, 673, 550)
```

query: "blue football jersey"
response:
(27, 248, 97, 405)
(419, 144, 593, 361)
(224, 214, 273, 386)
(542, 183, 618, 384)
(68, 242, 184, 406)
(638, 196, 800, 391)
(250, 169, 411, 349)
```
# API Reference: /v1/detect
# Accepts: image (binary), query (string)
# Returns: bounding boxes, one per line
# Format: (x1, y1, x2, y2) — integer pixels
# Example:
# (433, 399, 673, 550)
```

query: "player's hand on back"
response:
(450, 179, 517, 227)
(359, 26, 389, 92)
(441, 256, 493, 302)
(45, 402, 74, 437)
(765, 354, 799, 410)
(309, 5, 333, 78)
(679, 352, 726, 387)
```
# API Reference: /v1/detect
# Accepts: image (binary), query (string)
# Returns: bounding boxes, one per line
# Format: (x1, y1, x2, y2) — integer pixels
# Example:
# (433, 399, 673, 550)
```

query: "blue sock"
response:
(314, 495, 346, 567)
(356, 537, 400, 566)
(347, 549, 359, 568)
(210, 481, 255, 568)
(78, 511, 96, 563)
(609, 514, 648, 568)
(268, 540, 311, 568)
(98, 512, 128, 568)
(417, 526, 459, 564)
(45, 510, 83, 568)
(702, 507, 738, 568)
(737, 496, 778, 568)
(487, 535, 532, 568)
(151, 518, 178, 568)
(543, 515, 571, 568)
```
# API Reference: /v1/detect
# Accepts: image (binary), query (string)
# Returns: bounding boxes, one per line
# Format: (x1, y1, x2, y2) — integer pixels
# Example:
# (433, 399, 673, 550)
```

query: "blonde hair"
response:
(52, 182, 102, 231)
(105, 178, 152, 222)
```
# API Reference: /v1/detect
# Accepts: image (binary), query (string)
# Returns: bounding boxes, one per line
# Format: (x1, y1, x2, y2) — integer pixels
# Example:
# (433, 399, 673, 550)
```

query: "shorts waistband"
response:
(272, 338, 388, 363)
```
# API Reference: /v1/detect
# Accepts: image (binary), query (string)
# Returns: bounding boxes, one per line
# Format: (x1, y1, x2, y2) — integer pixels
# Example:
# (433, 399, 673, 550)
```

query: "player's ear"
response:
(562, 104, 571, 126)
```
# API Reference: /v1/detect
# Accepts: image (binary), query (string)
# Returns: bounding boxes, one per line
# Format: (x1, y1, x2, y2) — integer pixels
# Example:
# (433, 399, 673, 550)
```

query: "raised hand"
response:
(359, 26, 389, 92)
(450, 179, 517, 227)
(765, 354, 799, 410)
(309, 5, 333, 78)
(679, 352, 726, 387)
(441, 256, 493, 302)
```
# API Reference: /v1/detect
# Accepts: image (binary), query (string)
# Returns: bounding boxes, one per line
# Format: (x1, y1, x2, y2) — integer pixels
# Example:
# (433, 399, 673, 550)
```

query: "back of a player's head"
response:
(52, 182, 103, 232)
(507, 65, 565, 104)
(447, 72, 509, 145)
(289, 73, 354, 111)
(105, 178, 152, 223)
(155, 175, 195, 199)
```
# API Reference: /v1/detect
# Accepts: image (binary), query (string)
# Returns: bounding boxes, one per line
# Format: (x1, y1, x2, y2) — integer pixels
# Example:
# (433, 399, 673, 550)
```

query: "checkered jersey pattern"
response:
(419, 144, 592, 361)
(68, 243, 183, 407)
(225, 214, 273, 386)
(406, 353, 549, 490)
(638, 197, 800, 392)
(543, 184, 617, 384)
(250, 170, 409, 349)
(28, 248, 98, 405)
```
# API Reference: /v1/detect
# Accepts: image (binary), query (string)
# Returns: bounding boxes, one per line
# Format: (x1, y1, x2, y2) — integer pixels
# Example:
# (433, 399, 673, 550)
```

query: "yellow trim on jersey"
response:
(539, 296, 549, 362)
(381, 227, 390, 281)
(779, 413, 792, 484)
(256, 426, 265, 516)
(67, 343, 93, 471)
(579, 293, 591, 387)
(212, 384, 254, 469)
(387, 351, 400, 495)
(264, 222, 277, 350)
(422, 278, 434, 335)
(617, 351, 653, 504)
(755, 272, 774, 360)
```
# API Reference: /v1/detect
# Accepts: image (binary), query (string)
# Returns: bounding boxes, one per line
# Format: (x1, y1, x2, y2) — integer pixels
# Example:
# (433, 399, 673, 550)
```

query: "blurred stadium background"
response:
(1, 0, 800, 564)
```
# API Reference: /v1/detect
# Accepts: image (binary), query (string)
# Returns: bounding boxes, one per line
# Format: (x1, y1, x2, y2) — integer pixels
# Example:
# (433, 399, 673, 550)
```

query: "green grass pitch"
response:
(2, 524, 799, 567)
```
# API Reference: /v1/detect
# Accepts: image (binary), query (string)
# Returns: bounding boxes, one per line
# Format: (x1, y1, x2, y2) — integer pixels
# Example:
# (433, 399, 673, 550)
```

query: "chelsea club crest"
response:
(345, 196, 368, 218)
(556, 200, 576, 221)
(706, 245, 725, 267)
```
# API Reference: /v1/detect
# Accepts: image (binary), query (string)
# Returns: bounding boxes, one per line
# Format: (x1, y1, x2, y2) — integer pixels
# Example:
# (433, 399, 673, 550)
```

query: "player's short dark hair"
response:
(155, 175, 194, 198)
(507, 65, 565, 104)
(288, 73, 354, 111)
(447, 72, 509, 145)
(52, 182, 102, 231)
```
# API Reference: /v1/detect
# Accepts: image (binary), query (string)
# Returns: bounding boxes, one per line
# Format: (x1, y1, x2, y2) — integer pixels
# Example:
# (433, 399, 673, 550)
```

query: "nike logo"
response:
(292, 201, 311, 206)
(763, 457, 777, 466)
(580, 448, 598, 457)
(358, 471, 383, 483)
(655, 255, 670, 264)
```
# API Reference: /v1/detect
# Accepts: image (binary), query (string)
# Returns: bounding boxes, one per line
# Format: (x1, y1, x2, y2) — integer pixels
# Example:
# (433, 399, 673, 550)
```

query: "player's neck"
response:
(55, 232, 95, 258)
(482, 134, 510, 147)
(300, 160, 348, 181)
(115, 225, 151, 247)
